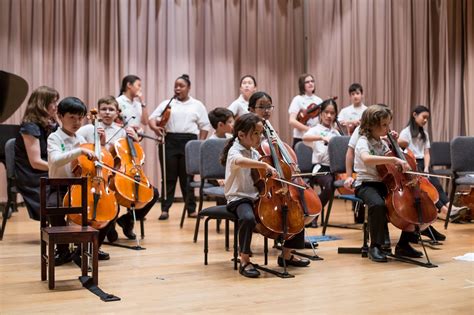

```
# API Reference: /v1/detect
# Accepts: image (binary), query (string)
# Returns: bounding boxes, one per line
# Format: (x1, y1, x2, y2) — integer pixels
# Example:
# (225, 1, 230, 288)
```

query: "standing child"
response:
(149, 74, 211, 220)
(353, 105, 422, 262)
(208, 107, 234, 139)
(222, 113, 310, 278)
(398, 105, 468, 226)
(288, 73, 323, 148)
(227, 75, 257, 118)
(338, 83, 367, 135)
(302, 99, 341, 210)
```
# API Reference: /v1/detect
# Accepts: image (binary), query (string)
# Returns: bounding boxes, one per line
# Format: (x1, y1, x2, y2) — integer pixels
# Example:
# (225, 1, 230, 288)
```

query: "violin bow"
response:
(93, 161, 151, 189)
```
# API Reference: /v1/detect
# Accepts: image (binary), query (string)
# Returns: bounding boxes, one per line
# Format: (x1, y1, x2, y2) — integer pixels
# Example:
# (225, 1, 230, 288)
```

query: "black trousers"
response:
(159, 133, 197, 213)
(415, 159, 449, 210)
(355, 182, 413, 247)
(119, 187, 159, 224)
(227, 198, 305, 254)
(48, 188, 116, 253)
(310, 165, 333, 208)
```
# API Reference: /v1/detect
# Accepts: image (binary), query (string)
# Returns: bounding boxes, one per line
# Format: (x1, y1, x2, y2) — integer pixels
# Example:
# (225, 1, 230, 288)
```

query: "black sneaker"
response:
(421, 226, 446, 241)
(117, 216, 136, 240)
(395, 243, 423, 258)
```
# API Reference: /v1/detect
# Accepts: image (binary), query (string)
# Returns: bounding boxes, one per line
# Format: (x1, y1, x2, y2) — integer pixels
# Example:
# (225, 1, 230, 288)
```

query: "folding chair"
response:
(193, 138, 227, 242)
(1, 138, 18, 240)
(445, 137, 474, 229)
(180, 140, 213, 228)
(322, 136, 364, 235)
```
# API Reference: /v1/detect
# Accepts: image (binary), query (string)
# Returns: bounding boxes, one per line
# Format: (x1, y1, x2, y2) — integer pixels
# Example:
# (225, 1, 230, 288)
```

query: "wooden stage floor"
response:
(1, 200, 473, 314)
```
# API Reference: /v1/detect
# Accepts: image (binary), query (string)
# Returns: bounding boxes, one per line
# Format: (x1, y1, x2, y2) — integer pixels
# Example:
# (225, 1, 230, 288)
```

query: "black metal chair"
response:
(430, 141, 452, 192)
(180, 140, 213, 228)
(193, 139, 227, 242)
(40, 177, 99, 289)
(1, 138, 18, 240)
(445, 137, 474, 229)
(322, 136, 365, 235)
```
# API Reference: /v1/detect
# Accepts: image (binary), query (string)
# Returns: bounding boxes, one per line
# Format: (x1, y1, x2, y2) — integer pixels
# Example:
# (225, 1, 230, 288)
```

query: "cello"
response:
(111, 132, 154, 209)
(377, 132, 438, 232)
(263, 120, 322, 225)
(252, 122, 305, 240)
(66, 109, 118, 230)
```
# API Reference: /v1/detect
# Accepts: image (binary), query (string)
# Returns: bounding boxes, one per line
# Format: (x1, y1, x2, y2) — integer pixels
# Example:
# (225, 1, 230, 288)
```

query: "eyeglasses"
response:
(304, 79, 315, 84)
(255, 105, 275, 111)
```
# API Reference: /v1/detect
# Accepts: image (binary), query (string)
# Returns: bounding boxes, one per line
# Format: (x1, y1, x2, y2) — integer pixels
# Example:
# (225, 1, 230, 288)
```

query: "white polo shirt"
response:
(303, 123, 341, 166)
(116, 94, 143, 128)
(288, 94, 323, 139)
(399, 126, 430, 159)
(228, 94, 249, 117)
(149, 96, 211, 135)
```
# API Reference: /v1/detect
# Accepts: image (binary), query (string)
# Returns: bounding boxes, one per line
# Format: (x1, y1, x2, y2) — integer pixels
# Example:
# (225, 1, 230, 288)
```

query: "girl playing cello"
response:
(398, 105, 469, 226)
(354, 105, 423, 262)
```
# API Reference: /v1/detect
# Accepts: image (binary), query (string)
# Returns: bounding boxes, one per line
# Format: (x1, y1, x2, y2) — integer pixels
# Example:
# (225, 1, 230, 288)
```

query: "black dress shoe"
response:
(395, 243, 423, 258)
(158, 212, 169, 220)
(98, 250, 110, 261)
(421, 226, 446, 241)
(380, 245, 392, 255)
(368, 247, 388, 262)
(54, 250, 73, 266)
(117, 216, 136, 240)
(239, 262, 260, 278)
(277, 255, 310, 267)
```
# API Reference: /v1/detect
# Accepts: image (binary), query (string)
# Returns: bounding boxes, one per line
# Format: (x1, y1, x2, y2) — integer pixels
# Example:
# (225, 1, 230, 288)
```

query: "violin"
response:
(296, 96, 337, 125)
(455, 186, 474, 220)
(111, 132, 154, 209)
(377, 131, 438, 232)
(65, 110, 118, 230)
(251, 122, 306, 240)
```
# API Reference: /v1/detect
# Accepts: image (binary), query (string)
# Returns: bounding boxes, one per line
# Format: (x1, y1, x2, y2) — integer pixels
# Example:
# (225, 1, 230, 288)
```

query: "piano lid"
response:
(0, 70, 29, 123)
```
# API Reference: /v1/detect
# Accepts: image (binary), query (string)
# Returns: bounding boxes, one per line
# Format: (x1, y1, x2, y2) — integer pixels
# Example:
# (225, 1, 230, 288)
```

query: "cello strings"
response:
(94, 161, 151, 189)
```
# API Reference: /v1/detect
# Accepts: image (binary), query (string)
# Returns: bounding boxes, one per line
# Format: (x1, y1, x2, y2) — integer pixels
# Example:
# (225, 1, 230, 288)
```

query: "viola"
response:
(455, 186, 474, 219)
(65, 110, 118, 230)
(111, 133, 154, 209)
(251, 122, 305, 240)
(377, 132, 438, 232)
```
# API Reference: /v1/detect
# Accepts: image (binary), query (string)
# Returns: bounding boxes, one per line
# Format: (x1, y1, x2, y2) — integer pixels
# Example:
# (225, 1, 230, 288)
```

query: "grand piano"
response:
(0, 70, 29, 239)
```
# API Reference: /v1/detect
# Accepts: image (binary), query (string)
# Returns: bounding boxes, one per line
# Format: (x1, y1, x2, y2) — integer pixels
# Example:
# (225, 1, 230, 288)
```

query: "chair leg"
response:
(193, 180, 205, 243)
(180, 176, 191, 228)
(92, 237, 98, 285)
(264, 237, 268, 266)
(48, 243, 55, 289)
(322, 189, 336, 236)
(81, 242, 87, 277)
(444, 181, 458, 230)
(233, 220, 238, 270)
(225, 219, 229, 251)
(41, 240, 47, 281)
(0, 204, 7, 240)
(204, 217, 209, 265)
(361, 205, 369, 257)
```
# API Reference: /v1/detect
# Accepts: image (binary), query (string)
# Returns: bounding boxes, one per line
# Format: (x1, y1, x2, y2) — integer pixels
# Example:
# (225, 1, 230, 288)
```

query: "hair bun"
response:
(181, 74, 189, 79)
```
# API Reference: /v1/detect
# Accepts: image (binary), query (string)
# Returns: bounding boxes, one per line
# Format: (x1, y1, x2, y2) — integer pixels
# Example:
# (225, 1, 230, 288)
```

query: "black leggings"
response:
(227, 198, 305, 254)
